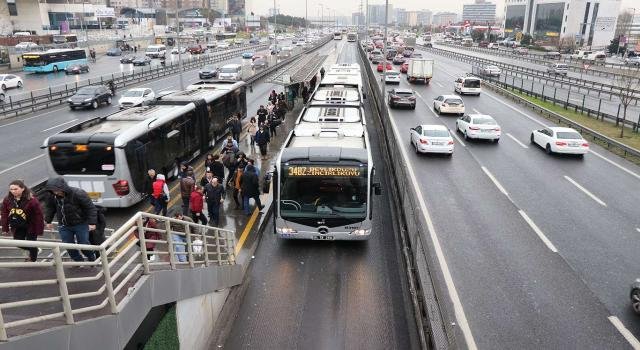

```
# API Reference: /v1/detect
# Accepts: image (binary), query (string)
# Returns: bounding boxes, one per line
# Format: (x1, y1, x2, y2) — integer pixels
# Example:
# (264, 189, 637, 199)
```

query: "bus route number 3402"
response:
(287, 166, 361, 177)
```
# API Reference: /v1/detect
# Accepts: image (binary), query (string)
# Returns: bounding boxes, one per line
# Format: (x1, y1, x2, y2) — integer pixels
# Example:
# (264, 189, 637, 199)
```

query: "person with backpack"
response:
(151, 174, 170, 216)
(255, 125, 271, 159)
(1, 180, 44, 262)
(204, 178, 225, 226)
(43, 177, 98, 262)
(221, 142, 239, 185)
(189, 185, 207, 226)
(239, 164, 264, 216)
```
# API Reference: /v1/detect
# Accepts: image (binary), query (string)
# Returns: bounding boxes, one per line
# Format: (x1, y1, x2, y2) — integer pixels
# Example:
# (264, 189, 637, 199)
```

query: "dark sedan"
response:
(392, 54, 405, 65)
(251, 58, 268, 69)
(132, 56, 151, 66)
(65, 64, 89, 75)
(67, 85, 112, 110)
(199, 65, 219, 79)
(106, 48, 122, 56)
(120, 54, 136, 64)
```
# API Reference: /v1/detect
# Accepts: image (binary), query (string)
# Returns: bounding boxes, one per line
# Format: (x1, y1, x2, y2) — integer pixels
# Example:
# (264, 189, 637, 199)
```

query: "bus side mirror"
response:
(373, 183, 382, 195)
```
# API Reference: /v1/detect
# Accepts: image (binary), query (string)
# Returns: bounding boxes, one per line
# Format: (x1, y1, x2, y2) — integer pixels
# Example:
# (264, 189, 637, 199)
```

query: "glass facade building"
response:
(504, 4, 526, 33)
(533, 2, 564, 38)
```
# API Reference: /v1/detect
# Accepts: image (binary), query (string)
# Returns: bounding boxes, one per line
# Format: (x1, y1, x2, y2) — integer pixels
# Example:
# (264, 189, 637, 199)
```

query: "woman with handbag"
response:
(1, 180, 45, 262)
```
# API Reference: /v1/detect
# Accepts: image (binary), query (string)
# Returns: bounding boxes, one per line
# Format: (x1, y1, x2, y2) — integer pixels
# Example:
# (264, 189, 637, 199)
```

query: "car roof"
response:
(126, 88, 150, 92)
(440, 94, 461, 99)
(420, 124, 448, 131)
(548, 127, 578, 133)
(468, 114, 495, 120)
(394, 88, 414, 93)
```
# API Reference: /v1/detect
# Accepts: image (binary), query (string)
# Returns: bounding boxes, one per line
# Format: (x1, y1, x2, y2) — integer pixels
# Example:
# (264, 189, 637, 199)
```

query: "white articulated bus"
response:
(43, 81, 246, 208)
(333, 32, 342, 40)
(347, 32, 357, 42)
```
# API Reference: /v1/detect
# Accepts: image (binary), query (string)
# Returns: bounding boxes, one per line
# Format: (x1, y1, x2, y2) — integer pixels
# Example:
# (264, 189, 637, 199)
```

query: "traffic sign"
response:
(583, 63, 591, 70)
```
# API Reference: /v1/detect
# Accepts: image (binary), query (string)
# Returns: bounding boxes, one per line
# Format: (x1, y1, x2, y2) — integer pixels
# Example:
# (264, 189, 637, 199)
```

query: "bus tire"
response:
(53, 66, 58, 72)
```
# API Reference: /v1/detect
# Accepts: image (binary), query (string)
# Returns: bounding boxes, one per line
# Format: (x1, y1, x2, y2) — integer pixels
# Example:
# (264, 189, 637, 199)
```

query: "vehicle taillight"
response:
(408, 96, 416, 100)
(419, 139, 429, 144)
(469, 126, 480, 130)
(582, 142, 589, 147)
(494, 127, 501, 131)
(448, 140, 454, 145)
(113, 180, 130, 196)
(555, 141, 567, 146)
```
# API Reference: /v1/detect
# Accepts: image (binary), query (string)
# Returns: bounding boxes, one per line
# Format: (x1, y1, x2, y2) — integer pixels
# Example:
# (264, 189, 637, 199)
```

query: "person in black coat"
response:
(228, 115, 242, 142)
(240, 165, 263, 216)
(257, 105, 268, 125)
(44, 177, 98, 262)
(254, 125, 271, 158)
(209, 154, 226, 186)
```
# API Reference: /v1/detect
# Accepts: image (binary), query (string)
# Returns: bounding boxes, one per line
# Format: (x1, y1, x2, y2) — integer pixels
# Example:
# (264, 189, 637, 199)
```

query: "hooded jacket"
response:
(240, 165, 260, 197)
(44, 177, 97, 226)
(152, 174, 170, 200)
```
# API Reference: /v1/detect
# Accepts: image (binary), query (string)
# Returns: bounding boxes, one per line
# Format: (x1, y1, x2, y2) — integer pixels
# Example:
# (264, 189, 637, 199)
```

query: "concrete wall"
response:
(176, 289, 230, 350)
(10, 0, 44, 34)
(0, 0, 13, 36)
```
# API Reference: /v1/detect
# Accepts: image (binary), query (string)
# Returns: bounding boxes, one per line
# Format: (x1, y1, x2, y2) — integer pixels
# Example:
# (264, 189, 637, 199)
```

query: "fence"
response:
(0, 211, 236, 341)
(358, 38, 452, 350)
(0, 43, 267, 119)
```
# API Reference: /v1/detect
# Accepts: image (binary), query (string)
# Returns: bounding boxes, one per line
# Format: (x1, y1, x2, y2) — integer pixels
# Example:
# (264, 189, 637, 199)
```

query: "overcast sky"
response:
(249, 0, 637, 18)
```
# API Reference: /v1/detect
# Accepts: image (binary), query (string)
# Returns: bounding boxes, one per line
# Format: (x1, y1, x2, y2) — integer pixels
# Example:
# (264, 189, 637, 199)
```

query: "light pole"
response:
(273, 0, 278, 50)
(319, 5, 324, 33)
(175, 0, 184, 90)
(381, 0, 388, 99)
(365, 0, 369, 40)
(305, 0, 308, 40)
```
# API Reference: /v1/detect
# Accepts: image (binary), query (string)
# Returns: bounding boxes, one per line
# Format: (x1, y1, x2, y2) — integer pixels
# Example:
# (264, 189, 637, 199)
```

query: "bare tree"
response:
(615, 11, 634, 39)
(555, 35, 576, 53)
(613, 70, 640, 137)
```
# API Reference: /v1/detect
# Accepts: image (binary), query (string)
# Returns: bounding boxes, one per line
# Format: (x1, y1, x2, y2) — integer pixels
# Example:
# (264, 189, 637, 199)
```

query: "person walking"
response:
(144, 169, 157, 205)
(209, 155, 225, 185)
(257, 105, 268, 126)
(178, 163, 194, 179)
(302, 84, 309, 104)
(169, 209, 194, 263)
(204, 178, 225, 226)
(137, 217, 161, 261)
(134, 45, 137, 53)
(189, 186, 207, 226)
(1, 180, 44, 262)
(255, 125, 271, 159)
(320, 66, 325, 79)
(268, 90, 277, 104)
(151, 174, 170, 216)
(220, 135, 239, 153)
(268, 112, 279, 137)
(204, 154, 215, 171)
(228, 115, 242, 142)
(43, 178, 98, 262)
(180, 169, 195, 216)
(266, 101, 275, 115)
(276, 99, 288, 121)
(240, 164, 264, 216)
(247, 117, 258, 148)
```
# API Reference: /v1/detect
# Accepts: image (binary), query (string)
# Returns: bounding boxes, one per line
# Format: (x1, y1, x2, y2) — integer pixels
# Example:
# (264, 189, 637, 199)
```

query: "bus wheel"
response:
(53, 66, 58, 72)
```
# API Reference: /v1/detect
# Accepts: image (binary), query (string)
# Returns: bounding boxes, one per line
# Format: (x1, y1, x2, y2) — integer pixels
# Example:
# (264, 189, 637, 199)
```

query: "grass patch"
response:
(144, 305, 179, 350)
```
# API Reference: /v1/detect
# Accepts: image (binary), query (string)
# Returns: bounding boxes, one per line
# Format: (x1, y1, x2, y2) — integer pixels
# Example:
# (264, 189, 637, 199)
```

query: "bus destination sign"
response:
(287, 166, 361, 177)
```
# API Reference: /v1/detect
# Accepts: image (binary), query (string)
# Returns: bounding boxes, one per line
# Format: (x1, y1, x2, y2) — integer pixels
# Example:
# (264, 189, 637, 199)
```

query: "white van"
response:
(454, 76, 482, 95)
(218, 64, 242, 81)
(570, 50, 592, 60)
(145, 44, 166, 58)
(547, 63, 569, 76)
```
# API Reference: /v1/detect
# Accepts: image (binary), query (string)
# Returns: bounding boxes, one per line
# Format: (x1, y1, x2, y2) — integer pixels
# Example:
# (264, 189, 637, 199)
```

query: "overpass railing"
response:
(0, 211, 235, 341)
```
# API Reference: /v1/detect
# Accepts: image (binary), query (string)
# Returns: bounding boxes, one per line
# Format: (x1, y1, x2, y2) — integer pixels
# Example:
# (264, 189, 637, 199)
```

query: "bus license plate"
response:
(313, 235, 334, 240)
(87, 192, 101, 201)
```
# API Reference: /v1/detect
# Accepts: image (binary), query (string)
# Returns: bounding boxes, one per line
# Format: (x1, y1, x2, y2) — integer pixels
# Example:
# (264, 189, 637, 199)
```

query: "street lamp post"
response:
(381, 0, 388, 99)
(175, 0, 184, 90)
(273, 0, 278, 50)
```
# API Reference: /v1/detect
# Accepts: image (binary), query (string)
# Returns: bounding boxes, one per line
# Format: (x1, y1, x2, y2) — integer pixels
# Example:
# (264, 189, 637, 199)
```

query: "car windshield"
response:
(396, 91, 413, 96)
(556, 131, 582, 139)
(76, 87, 97, 95)
(123, 90, 144, 97)
(220, 67, 238, 73)
(387, 72, 399, 76)
(487, 66, 499, 70)
(444, 99, 463, 104)
(423, 129, 450, 137)
(472, 117, 497, 125)
(202, 66, 215, 71)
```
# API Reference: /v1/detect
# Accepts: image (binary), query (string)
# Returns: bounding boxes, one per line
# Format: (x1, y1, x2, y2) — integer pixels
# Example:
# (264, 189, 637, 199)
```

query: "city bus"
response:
(274, 120, 380, 240)
(347, 32, 357, 42)
(215, 32, 237, 41)
(43, 81, 247, 207)
(333, 32, 342, 40)
(22, 48, 87, 73)
(317, 65, 365, 104)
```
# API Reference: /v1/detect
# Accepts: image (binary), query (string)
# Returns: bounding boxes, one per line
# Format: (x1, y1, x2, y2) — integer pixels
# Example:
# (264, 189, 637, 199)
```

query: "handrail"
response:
(0, 211, 235, 341)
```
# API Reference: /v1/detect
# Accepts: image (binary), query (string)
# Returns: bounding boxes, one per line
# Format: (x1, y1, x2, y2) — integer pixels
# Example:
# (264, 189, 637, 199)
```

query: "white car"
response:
(15, 42, 39, 51)
(456, 114, 501, 142)
(625, 56, 640, 66)
(217, 41, 230, 49)
(118, 88, 155, 109)
(482, 65, 501, 77)
(530, 127, 589, 156)
(171, 47, 187, 54)
(384, 70, 401, 84)
(433, 95, 465, 115)
(410, 124, 454, 155)
(0, 74, 23, 90)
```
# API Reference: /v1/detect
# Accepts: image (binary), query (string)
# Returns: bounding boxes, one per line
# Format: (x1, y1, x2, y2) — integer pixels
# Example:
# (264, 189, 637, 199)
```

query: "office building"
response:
(503, 0, 621, 49)
(352, 12, 365, 26)
(418, 10, 433, 26)
(367, 3, 394, 25)
(395, 8, 407, 26)
(433, 12, 458, 26)
(463, 0, 497, 24)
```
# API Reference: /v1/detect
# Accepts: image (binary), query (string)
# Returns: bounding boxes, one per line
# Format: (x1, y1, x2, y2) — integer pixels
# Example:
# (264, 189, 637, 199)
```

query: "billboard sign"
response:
(95, 7, 115, 18)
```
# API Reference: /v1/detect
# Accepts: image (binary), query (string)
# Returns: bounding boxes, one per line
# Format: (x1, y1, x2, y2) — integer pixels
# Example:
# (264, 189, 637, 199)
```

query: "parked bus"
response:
(347, 32, 357, 42)
(215, 32, 237, 41)
(52, 34, 78, 45)
(43, 81, 247, 207)
(333, 32, 342, 40)
(22, 48, 86, 73)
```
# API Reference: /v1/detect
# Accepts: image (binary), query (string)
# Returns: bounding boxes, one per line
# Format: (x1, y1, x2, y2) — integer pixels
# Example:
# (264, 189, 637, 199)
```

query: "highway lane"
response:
(223, 39, 420, 350)
(367, 43, 640, 347)
(0, 44, 292, 189)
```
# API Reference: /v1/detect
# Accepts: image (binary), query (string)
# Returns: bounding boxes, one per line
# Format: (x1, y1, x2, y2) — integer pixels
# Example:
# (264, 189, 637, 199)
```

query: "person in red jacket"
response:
(152, 174, 169, 216)
(1, 180, 45, 262)
(189, 185, 207, 226)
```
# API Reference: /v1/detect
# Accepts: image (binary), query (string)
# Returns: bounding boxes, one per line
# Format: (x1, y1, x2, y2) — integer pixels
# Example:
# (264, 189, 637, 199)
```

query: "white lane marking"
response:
(388, 109, 478, 350)
(588, 150, 640, 181)
(472, 108, 481, 114)
(0, 154, 44, 175)
(0, 106, 68, 129)
(564, 176, 607, 207)
(518, 210, 558, 253)
(608, 316, 640, 349)
(414, 91, 440, 116)
(637, 228, 640, 233)
(435, 82, 444, 88)
(451, 130, 466, 147)
(41, 119, 78, 132)
(506, 133, 529, 149)
(481, 166, 509, 197)
(482, 90, 549, 128)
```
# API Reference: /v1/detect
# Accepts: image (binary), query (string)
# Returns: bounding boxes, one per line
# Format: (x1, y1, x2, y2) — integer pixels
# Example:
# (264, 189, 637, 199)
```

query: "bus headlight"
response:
(351, 229, 371, 236)
(276, 227, 297, 234)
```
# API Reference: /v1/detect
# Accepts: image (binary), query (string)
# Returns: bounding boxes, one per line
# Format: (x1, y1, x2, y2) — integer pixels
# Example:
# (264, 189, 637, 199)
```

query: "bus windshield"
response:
(49, 143, 116, 175)
(280, 165, 368, 219)
(23, 56, 45, 67)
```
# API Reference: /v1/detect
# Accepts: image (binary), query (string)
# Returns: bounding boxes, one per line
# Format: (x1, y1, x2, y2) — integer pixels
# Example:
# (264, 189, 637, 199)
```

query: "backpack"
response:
(222, 151, 235, 168)
(8, 199, 28, 229)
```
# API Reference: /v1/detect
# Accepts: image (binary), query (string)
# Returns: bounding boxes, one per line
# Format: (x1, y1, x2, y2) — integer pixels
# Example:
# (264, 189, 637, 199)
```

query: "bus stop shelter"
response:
(267, 53, 327, 107)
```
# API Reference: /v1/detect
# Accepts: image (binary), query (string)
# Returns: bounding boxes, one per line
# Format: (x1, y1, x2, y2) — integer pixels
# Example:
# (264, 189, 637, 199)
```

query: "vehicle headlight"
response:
(84, 98, 93, 102)
(67, 99, 72, 102)
(351, 229, 371, 236)
(276, 227, 298, 234)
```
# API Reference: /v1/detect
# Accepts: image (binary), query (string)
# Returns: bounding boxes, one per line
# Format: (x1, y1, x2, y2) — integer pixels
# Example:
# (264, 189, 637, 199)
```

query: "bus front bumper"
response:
(277, 229, 372, 241)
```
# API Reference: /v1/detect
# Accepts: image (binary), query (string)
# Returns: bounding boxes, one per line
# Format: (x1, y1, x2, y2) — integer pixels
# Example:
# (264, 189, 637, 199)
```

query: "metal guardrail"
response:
(481, 79, 640, 162)
(471, 67, 640, 131)
(425, 44, 640, 97)
(436, 42, 640, 77)
(0, 211, 236, 341)
(357, 39, 451, 350)
(0, 43, 267, 119)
